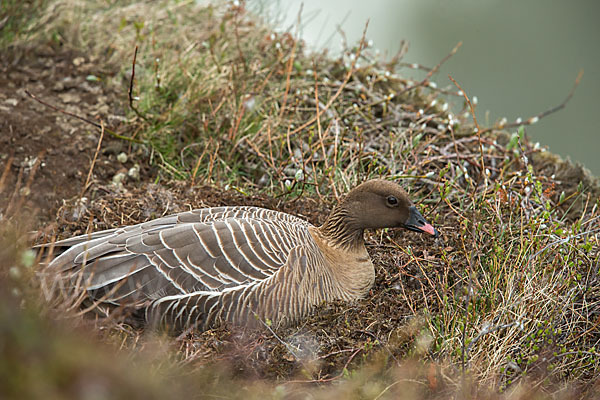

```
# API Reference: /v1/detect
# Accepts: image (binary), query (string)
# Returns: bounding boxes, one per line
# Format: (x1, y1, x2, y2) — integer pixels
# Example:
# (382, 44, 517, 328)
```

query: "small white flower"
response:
(442, 103, 448, 111)
(472, 96, 478, 105)
(515, 117, 522, 124)
(457, 90, 464, 96)
(428, 81, 437, 89)
(530, 116, 539, 124)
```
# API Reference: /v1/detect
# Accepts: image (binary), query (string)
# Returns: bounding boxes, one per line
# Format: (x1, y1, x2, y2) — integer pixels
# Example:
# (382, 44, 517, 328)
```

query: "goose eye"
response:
(386, 196, 399, 207)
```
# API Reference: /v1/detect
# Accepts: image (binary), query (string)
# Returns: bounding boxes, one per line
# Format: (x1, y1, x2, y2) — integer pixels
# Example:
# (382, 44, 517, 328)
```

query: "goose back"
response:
(44, 206, 353, 329)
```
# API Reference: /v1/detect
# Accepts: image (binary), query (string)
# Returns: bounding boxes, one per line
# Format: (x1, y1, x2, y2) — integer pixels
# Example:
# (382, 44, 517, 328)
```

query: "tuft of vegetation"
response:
(0, 0, 48, 48)
(3, 0, 599, 398)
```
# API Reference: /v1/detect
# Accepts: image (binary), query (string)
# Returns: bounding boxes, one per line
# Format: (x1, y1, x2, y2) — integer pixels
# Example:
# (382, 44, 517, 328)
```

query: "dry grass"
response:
(3, 0, 600, 398)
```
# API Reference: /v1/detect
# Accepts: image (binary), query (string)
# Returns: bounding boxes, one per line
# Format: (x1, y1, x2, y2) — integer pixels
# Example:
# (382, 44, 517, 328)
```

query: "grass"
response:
(3, 0, 600, 398)
(0, 0, 47, 48)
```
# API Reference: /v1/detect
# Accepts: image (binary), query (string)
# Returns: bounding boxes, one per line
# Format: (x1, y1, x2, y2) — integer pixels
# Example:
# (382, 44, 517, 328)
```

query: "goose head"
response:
(342, 179, 438, 236)
(320, 179, 438, 249)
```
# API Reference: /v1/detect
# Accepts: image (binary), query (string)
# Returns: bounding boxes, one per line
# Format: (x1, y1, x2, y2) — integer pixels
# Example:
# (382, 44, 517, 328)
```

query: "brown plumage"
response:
(41, 179, 438, 331)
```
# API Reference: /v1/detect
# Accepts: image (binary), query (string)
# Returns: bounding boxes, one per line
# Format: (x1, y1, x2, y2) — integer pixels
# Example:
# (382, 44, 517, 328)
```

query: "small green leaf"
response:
(507, 133, 519, 151)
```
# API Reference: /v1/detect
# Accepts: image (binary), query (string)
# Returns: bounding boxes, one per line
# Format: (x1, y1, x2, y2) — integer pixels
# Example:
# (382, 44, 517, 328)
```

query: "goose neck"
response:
(318, 205, 364, 251)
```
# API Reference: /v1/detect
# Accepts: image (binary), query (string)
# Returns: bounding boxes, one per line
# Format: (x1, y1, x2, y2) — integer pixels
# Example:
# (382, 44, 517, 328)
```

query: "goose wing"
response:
(44, 206, 314, 305)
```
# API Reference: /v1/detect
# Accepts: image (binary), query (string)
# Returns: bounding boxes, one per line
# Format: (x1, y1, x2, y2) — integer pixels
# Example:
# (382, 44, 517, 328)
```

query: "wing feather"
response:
(45, 206, 315, 318)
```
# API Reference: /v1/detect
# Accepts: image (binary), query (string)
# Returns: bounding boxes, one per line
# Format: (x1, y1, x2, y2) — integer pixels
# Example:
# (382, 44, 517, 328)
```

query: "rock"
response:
(127, 164, 140, 180)
(72, 57, 86, 66)
(58, 92, 81, 104)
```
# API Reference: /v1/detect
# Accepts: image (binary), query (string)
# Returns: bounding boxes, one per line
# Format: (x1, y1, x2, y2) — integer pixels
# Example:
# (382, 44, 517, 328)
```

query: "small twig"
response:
(254, 316, 320, 377)
(228, 82, 247, 141)
(465, 321, 521, 359)
(0, 153, 14, 194)
(26, 89, 101, 128)
(25, 90, 144, 143)
(128, 45, 150, 121)
(397, 42, 462, 96)
(277, 3, 302, 120)
(285, 20, 370, 138)
(80, 120, 105, 198)
(285, 347, 362, 384)
(482, 69, 584, 134)
(128, 46, 138, 108)
(461, 255, 474, 374)
(448, 75, 487, 182)
(232, 7, 248, 73)
(358, 329, 400, 365)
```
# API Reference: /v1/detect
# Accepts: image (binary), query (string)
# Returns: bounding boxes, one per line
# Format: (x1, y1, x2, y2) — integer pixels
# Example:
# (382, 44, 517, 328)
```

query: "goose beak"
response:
(404, 206, 439, 238)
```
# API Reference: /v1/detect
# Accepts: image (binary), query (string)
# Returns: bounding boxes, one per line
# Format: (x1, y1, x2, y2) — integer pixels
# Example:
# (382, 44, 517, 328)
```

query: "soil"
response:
(0, 46, 134, 225)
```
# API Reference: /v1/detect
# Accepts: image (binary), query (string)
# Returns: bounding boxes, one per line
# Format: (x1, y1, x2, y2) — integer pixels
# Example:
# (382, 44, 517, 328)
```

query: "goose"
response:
(41, 179, 438, 331)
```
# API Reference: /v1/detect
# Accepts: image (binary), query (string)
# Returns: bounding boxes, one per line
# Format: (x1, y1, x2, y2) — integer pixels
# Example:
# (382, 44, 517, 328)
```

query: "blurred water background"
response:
(250, 0, 600, 175)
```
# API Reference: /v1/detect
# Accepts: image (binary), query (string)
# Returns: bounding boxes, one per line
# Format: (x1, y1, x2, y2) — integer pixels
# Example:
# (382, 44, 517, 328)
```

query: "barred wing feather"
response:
(46, 207, 315, 311)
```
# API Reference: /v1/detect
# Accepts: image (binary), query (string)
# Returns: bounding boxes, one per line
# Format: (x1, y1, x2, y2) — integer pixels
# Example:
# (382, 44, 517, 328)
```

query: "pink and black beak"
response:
(404, 206, 439, 237)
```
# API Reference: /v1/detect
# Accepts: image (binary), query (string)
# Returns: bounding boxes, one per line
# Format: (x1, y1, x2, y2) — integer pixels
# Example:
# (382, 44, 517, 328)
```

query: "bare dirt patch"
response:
(0, 46, 140, 224)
